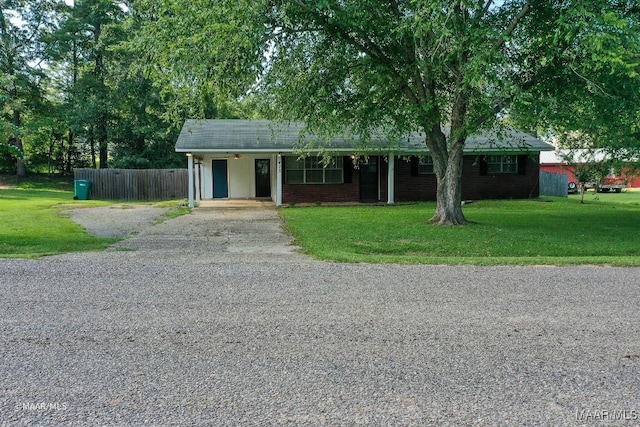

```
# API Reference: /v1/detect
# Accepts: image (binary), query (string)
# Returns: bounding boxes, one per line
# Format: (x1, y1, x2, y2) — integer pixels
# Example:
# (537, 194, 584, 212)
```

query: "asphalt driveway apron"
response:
(70, 200, 308, 264)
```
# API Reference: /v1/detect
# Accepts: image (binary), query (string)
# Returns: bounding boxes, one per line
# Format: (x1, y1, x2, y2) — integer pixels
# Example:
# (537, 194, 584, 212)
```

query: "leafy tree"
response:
(20, 102, 81, 175)
(47, 0, 126, 169)
(43, 1, 85, 173)
(46, 1, 193, 171)
(560, 150, 621, 203)
(131, 0, 640, 224)
(108, 3, 261, 169)
(105, 9, 184, 169)
(0, 1, 53, 176)
(0, 141, 22, 157)
(511, 2, 640, 173)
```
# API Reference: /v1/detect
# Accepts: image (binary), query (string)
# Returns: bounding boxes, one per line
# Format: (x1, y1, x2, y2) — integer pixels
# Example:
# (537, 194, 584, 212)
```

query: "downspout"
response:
(195, 159, 202, 204)
(387, 153, 395, 204)
(276, 154, 283, 206)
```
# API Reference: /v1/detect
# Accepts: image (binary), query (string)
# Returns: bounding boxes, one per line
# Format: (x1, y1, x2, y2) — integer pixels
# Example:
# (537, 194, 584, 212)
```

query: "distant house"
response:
(175, 119, 554, 207)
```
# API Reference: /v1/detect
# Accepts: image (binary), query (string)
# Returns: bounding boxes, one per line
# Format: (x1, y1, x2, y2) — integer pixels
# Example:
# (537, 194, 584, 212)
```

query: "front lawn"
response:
(280, 191, 640, 266)
(0, 175, 188, 258)
(0, 179, 119, 258)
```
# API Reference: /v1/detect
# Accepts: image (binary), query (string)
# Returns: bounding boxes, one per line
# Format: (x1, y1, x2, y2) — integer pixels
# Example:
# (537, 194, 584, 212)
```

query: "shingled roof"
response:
(175, 119, 553, 154)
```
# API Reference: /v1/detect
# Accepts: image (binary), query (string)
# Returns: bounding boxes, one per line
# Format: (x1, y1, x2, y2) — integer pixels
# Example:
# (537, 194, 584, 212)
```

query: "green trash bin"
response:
(74, 179, 91, 200)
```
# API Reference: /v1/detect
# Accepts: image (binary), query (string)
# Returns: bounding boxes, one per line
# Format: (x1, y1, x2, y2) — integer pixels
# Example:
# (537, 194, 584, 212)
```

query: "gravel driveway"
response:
(1, 204, 639, 426)
(65, 204, 172, 238)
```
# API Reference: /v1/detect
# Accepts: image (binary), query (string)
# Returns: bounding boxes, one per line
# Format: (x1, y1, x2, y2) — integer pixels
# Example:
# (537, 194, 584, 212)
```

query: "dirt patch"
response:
(64, 205, 171, 238)
(0, 175, 18, 189)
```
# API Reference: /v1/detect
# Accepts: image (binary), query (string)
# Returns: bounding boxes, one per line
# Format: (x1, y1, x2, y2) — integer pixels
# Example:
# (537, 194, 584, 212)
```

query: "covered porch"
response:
(185, 151, 397, 208)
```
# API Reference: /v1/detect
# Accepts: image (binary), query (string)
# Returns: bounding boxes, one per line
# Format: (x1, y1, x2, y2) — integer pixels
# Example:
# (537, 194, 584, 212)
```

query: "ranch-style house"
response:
(175, 119, 554, 207)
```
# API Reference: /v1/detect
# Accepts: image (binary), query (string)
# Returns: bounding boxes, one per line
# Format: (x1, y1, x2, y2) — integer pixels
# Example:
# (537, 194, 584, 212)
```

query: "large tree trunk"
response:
(424, 121, 468, 225)
(94, 21, 108, 169)
(430, 142, 467, 225)
(89, 128, 97, 169)
(13, 137, 27, 178)
(13, 109, 27, 178)
(97, 120, 108, 169)
(419, 43, 470, 225)
(65, 130, 73, 174)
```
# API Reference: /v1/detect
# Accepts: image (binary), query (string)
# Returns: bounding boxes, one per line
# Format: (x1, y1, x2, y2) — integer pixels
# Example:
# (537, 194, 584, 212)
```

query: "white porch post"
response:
(187, 153, 195, 208)
(276, 154, 283, 206)
(387, 153, 395, 205)
(195, 160, 201, 204)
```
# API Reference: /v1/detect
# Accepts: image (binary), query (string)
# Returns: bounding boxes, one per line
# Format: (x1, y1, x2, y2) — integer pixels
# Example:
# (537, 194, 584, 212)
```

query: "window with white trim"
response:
(285, 156, 343, 184)
(487, 155, 518, 174)
(418, 156, 434, 174)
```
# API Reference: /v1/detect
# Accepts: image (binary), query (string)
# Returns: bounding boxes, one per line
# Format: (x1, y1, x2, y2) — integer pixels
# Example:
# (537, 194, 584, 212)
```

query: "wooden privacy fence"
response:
(539, 172, 568, 197)
(74, 168, 188, 201)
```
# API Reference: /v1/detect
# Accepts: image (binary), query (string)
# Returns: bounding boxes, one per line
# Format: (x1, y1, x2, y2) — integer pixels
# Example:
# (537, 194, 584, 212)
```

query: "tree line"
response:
(133, 0, 639, 224)
(2, 1, 639, 224)
(0, 0, 248, 176)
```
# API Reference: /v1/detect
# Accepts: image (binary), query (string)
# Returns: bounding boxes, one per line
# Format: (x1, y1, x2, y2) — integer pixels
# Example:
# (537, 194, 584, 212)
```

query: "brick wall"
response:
(282, 167, 360, 204)
(462, 155, 540, 200)
(394, 157, 437, 201)
(395, 155, 541, 201)
(282, 154, 541, 203)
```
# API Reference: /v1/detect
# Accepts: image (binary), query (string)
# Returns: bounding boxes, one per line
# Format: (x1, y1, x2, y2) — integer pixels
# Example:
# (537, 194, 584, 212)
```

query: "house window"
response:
(418, 156, 435, 175)
(285, 156, 343, 184)
(487, 155, 518, 174)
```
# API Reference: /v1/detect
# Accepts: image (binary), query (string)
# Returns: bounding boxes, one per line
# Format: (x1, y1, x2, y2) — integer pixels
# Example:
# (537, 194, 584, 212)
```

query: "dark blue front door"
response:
(212, 160, 228, 198)
(255, 159, 271, 198)
(359, 156, 378, 202)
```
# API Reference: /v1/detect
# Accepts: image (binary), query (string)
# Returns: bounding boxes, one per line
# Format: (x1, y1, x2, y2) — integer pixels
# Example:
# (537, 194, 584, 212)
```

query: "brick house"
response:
(175, 119, 553, 207)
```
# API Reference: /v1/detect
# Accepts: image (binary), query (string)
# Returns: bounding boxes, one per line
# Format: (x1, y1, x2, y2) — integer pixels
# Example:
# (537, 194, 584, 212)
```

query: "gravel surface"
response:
(64, 205, 172, 238)
(1, 205, 639, 426)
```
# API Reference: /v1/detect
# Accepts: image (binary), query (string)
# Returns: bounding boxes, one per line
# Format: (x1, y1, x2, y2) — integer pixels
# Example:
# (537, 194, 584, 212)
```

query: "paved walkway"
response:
(115, 200, 304, 262)
(67, 200, 308, 264)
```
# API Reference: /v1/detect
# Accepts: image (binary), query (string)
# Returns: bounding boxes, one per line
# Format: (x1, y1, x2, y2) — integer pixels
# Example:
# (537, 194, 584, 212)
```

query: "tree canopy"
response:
(0, 0, 53, 176)
(2, 1, 638, 225)
(0, 0, 214, 175)
(131, 0, 640, 223)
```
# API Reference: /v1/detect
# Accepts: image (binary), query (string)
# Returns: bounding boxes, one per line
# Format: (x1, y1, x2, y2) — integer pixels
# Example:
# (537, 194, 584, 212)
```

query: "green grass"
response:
(153, 199, 192, 221)
(0, 175, 190, 258)
(280, 191, 640, 266)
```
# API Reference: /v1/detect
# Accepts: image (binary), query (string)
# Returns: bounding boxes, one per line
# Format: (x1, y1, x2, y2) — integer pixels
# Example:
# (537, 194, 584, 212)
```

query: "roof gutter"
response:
(177, 146, 554, 154)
